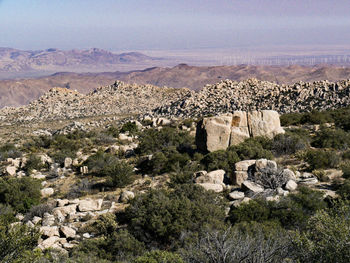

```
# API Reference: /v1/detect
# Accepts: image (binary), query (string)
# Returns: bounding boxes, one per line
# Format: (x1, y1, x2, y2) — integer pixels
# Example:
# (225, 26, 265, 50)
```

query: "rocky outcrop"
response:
(154, 78, 350, 118)
(196, 110, 284, 152)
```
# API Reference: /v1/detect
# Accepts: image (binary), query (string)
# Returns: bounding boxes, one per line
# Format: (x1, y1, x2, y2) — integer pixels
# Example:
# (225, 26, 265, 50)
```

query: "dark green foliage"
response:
(0, 223, 40, 263)
(341, 162, 350, 179)
(0, 177, 41, 213)
(120, 121, 138, 134)
(228, 138, 274, 160)
(136, 127, 194, 155)
(105, 125, 119, 137)
(84, 152, 134, 188)
(138, 147, 191, 176)
(294, 201, 350, 263)
(271, 132, 308, 156)
(312, 128, 350, 150)
(336, 179, 350, 198)
(120, 184, 225, 247)
(133, 250, 184, 263)
(305, 149, 340, 170)
(280, 112, 304, 126)
(200, 150, 239, 173)
(23, 154, 46, 173)
(229, 187, 327, 230)
(0, 143, 22, 162)
(73, 230, 145, 262)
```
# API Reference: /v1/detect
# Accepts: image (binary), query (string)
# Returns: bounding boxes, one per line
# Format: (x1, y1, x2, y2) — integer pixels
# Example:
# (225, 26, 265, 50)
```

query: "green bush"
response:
(305, 149, 340, 170)
(120, 184, 225, 247)
(133, 250, 184, 263)
(280, 112, 304, 126)
(271, 132, 308, 156)
(73, 230, 145, 262)
(0, 177, 41, 213)
(200, 150, 239, 173)
(312, 128, 350, 150)
(120, 121, 138, 134)
(229, 138, 273, 160)
(229, 187, 327, 230)
(138, 147, 191, 176)
(136, 127, 194, 155)
(23, 154, 46, 173)
(294, 201, 350, 263)
(0, 143, 22, 162)
(336, 179, 350, 198)
(84, 152, 134, 188)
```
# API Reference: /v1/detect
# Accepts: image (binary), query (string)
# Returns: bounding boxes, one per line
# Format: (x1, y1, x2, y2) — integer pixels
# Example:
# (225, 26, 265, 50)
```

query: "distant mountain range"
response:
(1, 64, 350, 108)
(0, 47, 160, 77)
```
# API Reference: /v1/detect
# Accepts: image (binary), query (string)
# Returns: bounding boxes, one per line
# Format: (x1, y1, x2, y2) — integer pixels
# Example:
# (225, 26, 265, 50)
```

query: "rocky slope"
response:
(0, 81, 189, 122)
(154, 78, 350, 117)
(2, 78, 350, 124)
(2, 64, 350, 108)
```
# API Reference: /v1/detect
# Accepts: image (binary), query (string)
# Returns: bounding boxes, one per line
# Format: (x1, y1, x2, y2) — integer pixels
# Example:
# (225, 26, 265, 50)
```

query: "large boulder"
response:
(196, 110, 284, 152)
(196, 114, 232, 152)
(248, 110, 285, 138)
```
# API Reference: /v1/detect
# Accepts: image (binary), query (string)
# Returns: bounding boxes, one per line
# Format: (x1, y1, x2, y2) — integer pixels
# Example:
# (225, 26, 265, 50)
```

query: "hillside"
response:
(1, 64, 350, 108)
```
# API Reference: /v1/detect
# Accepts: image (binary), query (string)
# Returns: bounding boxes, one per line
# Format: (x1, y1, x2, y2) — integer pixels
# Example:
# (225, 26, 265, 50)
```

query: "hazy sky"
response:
(0, 0, 349, 51)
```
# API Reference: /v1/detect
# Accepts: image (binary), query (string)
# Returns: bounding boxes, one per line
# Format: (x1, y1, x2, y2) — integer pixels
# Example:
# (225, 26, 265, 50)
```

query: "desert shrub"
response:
(73, 230, 145, 262)
(336, 179, 350, 199)
(138, 147, 191, 176)
(120, 184, 225, 248)
(271, 132, 308, 156)
(311, 128, 350, 150)
(181, 224, 293, 263)
(229, 138, 274, 160)
(92, 133, 116, 145)
(104, 160, 135, 188)
(340, 162, 350, 179)
(0, 223, 41, 263)
(280, 112, 304, 126)
(200, 150, 239, 174)
(168, 172, 194, 187)
(105, 125, 119, 137)
(91, 213, 118, 236)
(0, 177, 41, 213)
(342, 150, 350, 160)
(120, 121, 138, 134)
(65, 178, 93, 199)
(332, 107, 350, 131)
(136, 127, 194, 155)
(23, 154, 46, 173)
(229, 187, 327, 230)
(305, 149, 340, 170)
(280, 110, 333, 126)
(24, 203, 54, 222)
(253, 167, 289, 189)
(133, 250, 184, 263)
(0, 143, 22, 161)
(294, 201, 350, 263)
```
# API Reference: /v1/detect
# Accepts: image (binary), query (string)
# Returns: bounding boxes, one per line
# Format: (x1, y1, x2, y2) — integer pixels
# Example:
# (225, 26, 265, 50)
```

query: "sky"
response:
(0, 0, 350, 51)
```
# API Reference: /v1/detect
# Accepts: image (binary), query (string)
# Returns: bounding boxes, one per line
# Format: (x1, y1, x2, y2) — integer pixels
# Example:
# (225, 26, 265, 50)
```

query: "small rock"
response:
(64, 158, 73, 168)
(41, 188, 54, 198)
(60, 226, 76, 239)
(285, 180, 298, 191)
(228, 191, 245, 200)
(242, 181, 264, 193)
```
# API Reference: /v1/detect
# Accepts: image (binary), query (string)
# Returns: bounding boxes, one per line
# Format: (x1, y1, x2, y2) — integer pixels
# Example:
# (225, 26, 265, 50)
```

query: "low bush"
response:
(120, 184, 225, 248)
(229, 187, 327, 230)
(83, 152, 134, 188)
(0, 177, 41, 213)
(229, 138, 274, 160)
(304, 149, 341, 170)
(120, 121, 138, 135)
(24, 203, 54, 222)
(23, 154, 46, 173)
(133, 250, 184, 263)
(136, 127, 194, 155)
(200, 150, 239, 173)
(271, 132, 308, 156)
(73, 230, 145, 262)
(0, 143, 22, 161)
(312, 128, 350, 150)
